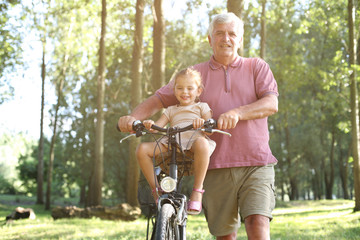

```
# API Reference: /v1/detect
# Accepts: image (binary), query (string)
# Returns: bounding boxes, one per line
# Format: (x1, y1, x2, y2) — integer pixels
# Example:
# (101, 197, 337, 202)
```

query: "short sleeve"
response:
(163, 106, 172, 121)
(199, 102, 212, 117)
(253, 58, 279, 99)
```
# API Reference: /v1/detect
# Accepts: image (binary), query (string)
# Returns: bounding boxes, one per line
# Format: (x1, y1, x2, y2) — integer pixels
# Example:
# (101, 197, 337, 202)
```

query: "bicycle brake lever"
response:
(119, 131, 147, 143)
(201, 129, 232, 137)
(213, 129, 232, 137)
(119, 134, 136, 143)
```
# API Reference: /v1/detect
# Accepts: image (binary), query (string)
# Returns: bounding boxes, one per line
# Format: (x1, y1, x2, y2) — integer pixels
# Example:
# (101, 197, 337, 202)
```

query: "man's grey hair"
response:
(208, 12, 244, 39)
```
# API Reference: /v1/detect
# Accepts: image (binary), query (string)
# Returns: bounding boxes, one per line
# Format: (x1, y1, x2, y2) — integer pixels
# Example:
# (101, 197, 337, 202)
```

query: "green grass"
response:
(271, 200, 360, 240)
(1, 195, 360, 239)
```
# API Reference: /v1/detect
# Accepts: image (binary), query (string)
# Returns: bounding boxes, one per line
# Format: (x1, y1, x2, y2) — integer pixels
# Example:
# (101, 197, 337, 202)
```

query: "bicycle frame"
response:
(147, 123, 194, 240)
(119, 118, 229, 240)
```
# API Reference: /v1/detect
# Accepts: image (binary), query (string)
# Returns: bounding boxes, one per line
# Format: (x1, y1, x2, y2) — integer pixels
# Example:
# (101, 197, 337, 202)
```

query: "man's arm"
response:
(117, 95, 163, 132)
(217, 94, 278, 129)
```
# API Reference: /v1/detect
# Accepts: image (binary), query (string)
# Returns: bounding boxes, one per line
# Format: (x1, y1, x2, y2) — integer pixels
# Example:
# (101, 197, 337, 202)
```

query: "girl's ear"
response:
(195, 87, 203, 103)
(197, 87, 203, 95)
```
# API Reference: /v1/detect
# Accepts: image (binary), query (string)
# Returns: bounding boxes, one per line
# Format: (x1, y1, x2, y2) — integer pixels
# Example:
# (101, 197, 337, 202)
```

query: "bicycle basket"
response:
(155, 150, 194, 176)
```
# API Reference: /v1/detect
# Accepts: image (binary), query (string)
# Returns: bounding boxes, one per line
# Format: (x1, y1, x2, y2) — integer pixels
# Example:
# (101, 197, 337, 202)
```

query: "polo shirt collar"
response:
(209, 55, 242, 70)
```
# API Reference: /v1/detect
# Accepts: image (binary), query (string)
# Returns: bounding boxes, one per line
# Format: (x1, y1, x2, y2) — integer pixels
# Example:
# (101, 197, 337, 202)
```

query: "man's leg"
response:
(203, 168, 241, 237)
(245, 214, 270, 240)
(216, 231, 237, 240)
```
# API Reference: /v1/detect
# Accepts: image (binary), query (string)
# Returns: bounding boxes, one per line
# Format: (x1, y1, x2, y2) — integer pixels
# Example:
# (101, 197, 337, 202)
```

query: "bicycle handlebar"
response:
(119, 118, 230, 143)
(132, 118, 217, 134)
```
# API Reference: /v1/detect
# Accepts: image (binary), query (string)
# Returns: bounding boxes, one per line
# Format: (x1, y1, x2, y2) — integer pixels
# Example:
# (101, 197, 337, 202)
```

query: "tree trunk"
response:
(37, 38, 45, 205)
(126, 0, 145, 206)
(312, 169, 322, 200)
(284, 113, 297, 200)
(339, 142, 350, 199)
(227, 0, 244, 56)
(88, 0, 106, 207)
(45, 69, 65, 210)
(348, 0, 360, 211)
(152, 0, 165, 91)
(324, 128, 335, 199)
(260, 0, 266, 59)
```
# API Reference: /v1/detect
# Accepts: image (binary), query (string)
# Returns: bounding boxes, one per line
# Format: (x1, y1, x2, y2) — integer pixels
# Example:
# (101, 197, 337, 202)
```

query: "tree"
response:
(260, 0, 266, 59)
(227, 0, 244, 56)
(45, 54, 66, 210)
(88, 0, 107, 207)
(152, 0, 165, 90)
(0, 0, 22, 104)
(126, 0, 145, 206)
(37, 37, 45, 205)
(33, 0, 50, 205)
(347, 0, 360, 211)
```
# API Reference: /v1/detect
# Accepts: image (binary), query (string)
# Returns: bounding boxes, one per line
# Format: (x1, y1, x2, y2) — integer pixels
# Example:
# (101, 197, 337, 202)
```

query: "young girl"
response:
(136, 67, 216, 215)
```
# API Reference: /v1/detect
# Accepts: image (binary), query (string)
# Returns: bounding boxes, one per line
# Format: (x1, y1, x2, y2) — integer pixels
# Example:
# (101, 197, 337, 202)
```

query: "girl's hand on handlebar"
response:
(143, 120, 155, 131)
(193, 118, 205, 129)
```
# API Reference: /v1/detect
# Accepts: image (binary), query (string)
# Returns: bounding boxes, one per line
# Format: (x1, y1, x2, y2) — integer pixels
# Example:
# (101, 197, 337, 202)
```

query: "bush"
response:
(0, 175, 16, 194)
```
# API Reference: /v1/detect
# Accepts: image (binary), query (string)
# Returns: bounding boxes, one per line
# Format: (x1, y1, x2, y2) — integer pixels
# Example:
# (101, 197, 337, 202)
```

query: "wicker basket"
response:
(154, 150, 194, 176)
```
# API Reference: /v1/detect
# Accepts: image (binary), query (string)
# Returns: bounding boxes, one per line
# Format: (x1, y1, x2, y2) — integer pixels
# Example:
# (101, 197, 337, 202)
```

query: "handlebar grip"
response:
(151, 124, 166, 132)
(204, 118, 217, 129)
(132, 120, 144, 131)
(116, 120, 143, 133)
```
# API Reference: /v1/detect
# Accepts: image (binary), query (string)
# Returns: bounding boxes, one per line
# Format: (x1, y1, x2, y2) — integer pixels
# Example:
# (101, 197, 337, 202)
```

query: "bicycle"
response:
(119, 118, 231, 240)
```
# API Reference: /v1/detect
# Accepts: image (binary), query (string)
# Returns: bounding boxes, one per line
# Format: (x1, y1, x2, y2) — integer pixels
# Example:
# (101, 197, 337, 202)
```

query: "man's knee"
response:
(216, 231, 237, 240)
(245, 215, 270, 240)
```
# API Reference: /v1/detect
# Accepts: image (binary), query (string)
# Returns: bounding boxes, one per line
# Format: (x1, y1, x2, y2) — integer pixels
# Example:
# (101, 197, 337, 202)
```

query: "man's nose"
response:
(223, 32, 230, 41)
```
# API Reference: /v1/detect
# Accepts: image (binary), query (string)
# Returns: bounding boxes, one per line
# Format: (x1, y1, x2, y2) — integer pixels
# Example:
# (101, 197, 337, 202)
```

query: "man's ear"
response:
(208, 35, 212, 46)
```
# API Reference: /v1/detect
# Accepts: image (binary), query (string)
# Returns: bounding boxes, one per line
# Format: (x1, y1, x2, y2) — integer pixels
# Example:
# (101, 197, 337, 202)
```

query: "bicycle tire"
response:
(155, 203, 179, 240)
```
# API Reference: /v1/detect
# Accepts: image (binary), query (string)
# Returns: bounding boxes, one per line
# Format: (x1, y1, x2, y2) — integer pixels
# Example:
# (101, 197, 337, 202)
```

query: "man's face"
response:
(208, 22, 242, 64)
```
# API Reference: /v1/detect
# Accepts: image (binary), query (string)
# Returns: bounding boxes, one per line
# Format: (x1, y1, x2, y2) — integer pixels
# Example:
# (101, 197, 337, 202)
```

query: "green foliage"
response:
(0, 0, 22, 104)
(0, 175, 15, 194)
(0, 133, 37, 194)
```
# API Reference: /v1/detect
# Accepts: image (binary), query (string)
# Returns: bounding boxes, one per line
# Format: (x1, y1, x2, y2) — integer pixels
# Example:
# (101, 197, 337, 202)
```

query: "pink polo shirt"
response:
(156, 56, 278, 169)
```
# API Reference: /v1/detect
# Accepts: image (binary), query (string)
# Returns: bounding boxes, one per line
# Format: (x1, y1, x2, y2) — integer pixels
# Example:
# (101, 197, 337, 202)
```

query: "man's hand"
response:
(118, 115, 136, 132)
(217, 110, 239, 130)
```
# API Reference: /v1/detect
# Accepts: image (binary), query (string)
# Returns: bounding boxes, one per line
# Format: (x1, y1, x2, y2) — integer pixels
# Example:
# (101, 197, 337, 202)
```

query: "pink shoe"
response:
(187, 188, 205, 215)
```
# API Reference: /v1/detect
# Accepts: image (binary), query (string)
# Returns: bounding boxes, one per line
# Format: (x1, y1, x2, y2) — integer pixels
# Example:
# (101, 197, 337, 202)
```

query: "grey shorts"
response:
(202, 164, 276, 236)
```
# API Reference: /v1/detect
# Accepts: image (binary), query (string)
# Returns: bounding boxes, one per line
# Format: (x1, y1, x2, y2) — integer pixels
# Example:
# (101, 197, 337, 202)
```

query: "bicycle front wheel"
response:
(155, 203, 180, 240)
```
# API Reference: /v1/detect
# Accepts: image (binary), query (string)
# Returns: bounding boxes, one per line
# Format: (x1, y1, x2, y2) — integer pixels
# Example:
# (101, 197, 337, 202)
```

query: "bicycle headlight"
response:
(160, 176, 177, 193)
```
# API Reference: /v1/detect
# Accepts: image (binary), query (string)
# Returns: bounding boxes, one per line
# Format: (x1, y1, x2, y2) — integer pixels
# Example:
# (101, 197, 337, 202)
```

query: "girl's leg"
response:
(190, 137, 210, 202)
(136, 142, 167, 200)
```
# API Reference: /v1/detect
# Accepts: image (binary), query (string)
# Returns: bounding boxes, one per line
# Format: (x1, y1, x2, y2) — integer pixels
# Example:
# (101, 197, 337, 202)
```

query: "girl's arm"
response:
(154, 113, 169, 128)
(193, 110, 213, 129)
(143, 113, 169, 130)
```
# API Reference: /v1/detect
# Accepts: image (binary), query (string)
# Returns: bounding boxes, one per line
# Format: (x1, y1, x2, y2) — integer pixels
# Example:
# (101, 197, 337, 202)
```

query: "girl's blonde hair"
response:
(173, 67, 203, 89)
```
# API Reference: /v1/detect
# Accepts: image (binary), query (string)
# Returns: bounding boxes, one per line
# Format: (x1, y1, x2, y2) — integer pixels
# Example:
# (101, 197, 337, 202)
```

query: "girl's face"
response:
(174, 76, 202, 106)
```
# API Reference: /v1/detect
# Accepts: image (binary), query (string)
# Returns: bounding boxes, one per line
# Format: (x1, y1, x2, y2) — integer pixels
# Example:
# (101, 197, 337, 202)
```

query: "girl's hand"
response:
(193, 118, 205, 129)
(143, 120, 155, 130)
